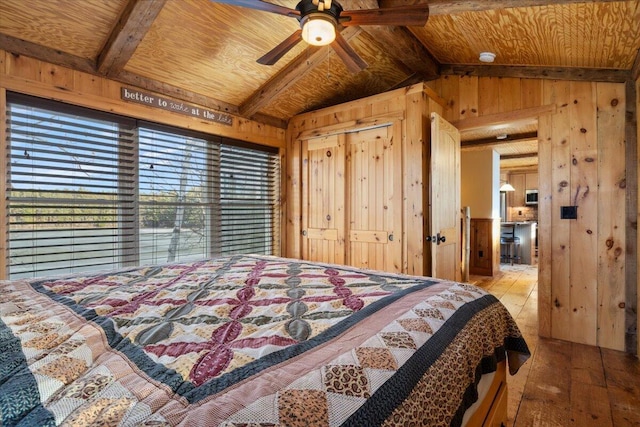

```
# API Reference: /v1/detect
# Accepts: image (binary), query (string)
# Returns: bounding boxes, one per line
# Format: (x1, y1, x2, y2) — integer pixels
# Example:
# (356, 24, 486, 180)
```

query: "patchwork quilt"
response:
(0, 255, 530, 426)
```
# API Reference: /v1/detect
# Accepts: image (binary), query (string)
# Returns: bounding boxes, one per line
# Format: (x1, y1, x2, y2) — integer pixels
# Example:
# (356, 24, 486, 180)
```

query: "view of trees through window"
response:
(5, 94, 279, 279)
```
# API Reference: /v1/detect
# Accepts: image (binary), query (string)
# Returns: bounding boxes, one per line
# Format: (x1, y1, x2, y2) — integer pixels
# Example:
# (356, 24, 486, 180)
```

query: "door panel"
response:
(301, 135, 346, 264)
(346, 124, 402, 273)
(429, 113, 461, 281)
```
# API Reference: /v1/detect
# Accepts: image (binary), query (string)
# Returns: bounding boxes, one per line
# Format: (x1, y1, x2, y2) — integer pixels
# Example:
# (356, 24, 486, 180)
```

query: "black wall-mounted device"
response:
(560, 206, 578, 219)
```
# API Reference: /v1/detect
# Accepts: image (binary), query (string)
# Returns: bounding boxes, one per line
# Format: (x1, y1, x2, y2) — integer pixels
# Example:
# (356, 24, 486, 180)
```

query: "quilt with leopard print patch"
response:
(0, 254, 529, 426)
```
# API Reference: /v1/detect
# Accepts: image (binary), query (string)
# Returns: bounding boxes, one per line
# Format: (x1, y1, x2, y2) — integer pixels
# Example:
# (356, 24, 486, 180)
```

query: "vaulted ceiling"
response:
(1, 0, 639, 169)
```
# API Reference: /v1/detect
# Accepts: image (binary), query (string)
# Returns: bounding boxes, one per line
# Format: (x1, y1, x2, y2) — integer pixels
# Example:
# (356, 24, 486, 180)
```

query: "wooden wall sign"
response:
(121, 87, 233, 126)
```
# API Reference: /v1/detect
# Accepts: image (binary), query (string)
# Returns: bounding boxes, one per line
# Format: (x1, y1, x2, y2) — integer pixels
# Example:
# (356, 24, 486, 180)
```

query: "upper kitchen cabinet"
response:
(525, 173, 539, 191)
(508, 173, 526, 207)
(507, 172, 538, 207)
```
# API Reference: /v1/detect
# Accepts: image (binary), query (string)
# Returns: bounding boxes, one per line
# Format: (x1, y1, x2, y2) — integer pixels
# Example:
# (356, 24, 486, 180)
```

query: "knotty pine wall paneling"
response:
(569, 81, 599, 346)
(597, 82, 627, 350)
(538, 103, 553, 339)
(436, 75, 632, 352)
(546, 80, 573, 342)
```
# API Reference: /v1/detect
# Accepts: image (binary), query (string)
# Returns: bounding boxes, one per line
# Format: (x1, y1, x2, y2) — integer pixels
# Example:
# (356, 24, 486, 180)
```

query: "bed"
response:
(0, 254, 529, 426)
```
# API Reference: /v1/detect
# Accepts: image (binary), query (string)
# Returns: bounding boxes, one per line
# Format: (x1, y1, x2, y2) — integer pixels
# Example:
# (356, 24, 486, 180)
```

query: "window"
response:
(138, 126, 217, 265)
(6, 95, 137, 278)
(5, 94, 280, 279)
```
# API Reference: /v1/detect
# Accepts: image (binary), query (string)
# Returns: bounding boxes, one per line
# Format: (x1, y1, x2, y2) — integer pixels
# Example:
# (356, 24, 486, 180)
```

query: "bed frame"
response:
(465, 360, 508, 427)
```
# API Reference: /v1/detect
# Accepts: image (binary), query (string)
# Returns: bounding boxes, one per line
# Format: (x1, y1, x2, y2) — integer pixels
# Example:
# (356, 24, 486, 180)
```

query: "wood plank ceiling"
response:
(1, 0, 639, 169)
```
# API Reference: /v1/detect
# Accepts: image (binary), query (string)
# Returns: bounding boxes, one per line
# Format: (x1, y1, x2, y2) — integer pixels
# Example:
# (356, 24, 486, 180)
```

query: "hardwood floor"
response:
(469, 264, 640, 427)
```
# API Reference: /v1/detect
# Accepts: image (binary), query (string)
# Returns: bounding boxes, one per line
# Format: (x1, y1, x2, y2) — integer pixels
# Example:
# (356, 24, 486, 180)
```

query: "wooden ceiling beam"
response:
(500, 152, 539, 160)
(97, 0, 168, 77)
(500, 163, 539, 172)
(0, 34, 96, 74)
(239, 27, 363, 118)
(461, 131, 538, 150)
(441, 64, 630, 83)
(362, 26, 440, 79)
(426, 0, 620, 15)
(344, 1, 440, 79)
(631, 48, 640, 82)
(386, 72, 426, 91)
(379, 0, 619, 15)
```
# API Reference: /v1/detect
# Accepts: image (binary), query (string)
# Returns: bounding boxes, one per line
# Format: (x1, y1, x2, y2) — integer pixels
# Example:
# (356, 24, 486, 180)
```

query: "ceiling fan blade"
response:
(209, 0, 299, 18)
(257, 29, 304, 65)
(331, 32, 367, 73)
(341, 4, 429, 27)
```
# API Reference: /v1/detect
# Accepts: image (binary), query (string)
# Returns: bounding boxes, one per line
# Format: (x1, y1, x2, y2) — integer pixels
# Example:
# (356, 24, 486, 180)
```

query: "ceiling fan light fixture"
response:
(301, 13, 336, 46)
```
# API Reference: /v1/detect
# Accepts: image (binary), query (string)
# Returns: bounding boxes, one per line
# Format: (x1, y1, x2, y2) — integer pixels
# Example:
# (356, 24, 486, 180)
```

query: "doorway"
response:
(459, 122, 540, 276)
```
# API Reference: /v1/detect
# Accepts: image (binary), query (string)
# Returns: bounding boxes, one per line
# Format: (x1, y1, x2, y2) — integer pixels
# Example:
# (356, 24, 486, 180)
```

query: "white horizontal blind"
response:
(219, 144, 279, 255)
(6, 95, 136, 278)
(5, 95, 280, 279)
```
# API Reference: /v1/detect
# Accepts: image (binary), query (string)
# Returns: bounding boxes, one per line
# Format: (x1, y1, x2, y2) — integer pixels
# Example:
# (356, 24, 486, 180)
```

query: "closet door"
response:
(346, 123, 403, 273)
(301, 134, 346, 264)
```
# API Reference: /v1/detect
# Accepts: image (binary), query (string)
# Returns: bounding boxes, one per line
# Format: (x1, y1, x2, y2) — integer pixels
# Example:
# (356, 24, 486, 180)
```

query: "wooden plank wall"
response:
(0, 50, 286, 279)
(431, 75, 633, 352)
(636, 76, 640, 357)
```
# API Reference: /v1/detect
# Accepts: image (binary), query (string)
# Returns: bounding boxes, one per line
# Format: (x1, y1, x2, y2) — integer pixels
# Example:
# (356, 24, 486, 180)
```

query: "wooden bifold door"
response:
(301, 121, 403, 273)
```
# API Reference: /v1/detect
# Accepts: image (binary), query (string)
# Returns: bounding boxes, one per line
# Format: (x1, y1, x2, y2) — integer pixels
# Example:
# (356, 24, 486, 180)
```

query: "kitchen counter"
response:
(501, 221, 537, 265)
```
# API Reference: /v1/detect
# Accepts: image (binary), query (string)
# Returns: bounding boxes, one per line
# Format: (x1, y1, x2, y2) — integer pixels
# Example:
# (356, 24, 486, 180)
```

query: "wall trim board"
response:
(625, 79, 638, 354)
(441, 64, 630, 83)
(0, 88, 6, 279)
(452, 104, 556, 131)
(295, 111, 405, 140)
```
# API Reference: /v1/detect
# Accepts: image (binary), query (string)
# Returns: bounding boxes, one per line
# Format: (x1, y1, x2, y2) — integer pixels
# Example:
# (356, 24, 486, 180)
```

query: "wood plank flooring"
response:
(469, 264, 640, 427)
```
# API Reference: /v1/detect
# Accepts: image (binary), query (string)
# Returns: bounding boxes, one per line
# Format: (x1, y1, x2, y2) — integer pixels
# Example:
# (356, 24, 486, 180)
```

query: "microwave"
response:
(525, 190, 538, 205)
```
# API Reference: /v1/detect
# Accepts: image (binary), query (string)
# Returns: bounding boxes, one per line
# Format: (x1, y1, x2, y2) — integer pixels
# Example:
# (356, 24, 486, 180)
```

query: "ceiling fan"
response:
(210, 0, 430, 73)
